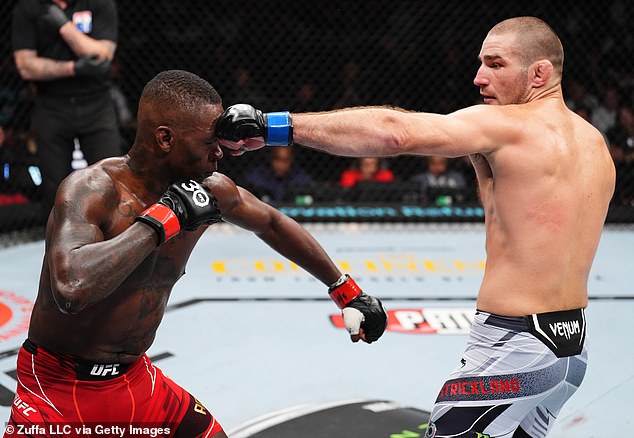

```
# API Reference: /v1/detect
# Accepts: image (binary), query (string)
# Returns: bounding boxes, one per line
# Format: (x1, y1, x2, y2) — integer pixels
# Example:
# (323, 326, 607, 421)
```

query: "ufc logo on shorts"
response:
(90, 363, 120, 377)
(181, 180, 210, 207)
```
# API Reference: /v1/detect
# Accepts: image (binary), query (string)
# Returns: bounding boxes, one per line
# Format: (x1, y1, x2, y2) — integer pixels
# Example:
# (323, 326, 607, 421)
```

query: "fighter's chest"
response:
(108, 196, 202, 286)
(125, 237, 196, 289)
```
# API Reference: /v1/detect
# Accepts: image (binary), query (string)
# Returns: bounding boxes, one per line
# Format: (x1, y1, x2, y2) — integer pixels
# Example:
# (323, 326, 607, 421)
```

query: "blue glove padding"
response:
(216, 104, 293, 147)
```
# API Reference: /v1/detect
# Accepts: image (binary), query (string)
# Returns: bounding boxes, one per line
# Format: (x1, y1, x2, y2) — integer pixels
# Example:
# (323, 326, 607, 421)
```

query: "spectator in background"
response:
(241, 146, 313, 203)
(223, 67, 269, 109)
(0, 124, 40, 206)
(332, 61, 364, 109)
(290, 81, 322, 113)
(339, 157, 394, 188)
(410, 155, 467, 204)
(605, 104, 634, 158)
(564, 77, 598, 113)
(607, 128, 634, 206)
(574, 104, 593, 123)
(591, 85, 620, 137)
(12, 0, 120, 221)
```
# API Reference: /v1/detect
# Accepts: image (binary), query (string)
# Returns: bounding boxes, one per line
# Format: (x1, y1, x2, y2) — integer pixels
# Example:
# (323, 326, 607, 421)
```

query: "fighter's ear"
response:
(531, 59, 553, 88)
(155, 126, 173, 152)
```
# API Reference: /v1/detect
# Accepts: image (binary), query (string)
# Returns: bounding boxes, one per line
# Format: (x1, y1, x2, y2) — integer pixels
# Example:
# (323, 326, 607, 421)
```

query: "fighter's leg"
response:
(516, 352, 588, 438)
(426, 311, 579, 437)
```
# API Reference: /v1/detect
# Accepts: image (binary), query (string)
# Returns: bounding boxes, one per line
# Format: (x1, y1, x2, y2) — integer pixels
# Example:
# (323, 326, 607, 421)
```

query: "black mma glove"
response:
(38, 2, 69, 33)
(329, 275, 388, 343)
(135, 180, 222, 245)
(216, 104, 293, 148)
(74, 55, 111, 78)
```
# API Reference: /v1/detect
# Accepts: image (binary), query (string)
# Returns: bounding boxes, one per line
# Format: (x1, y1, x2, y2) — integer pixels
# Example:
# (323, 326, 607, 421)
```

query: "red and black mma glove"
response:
(135, 180, 222, 246)
(329, 275, 388, 343)
(216, 104, 293, 150)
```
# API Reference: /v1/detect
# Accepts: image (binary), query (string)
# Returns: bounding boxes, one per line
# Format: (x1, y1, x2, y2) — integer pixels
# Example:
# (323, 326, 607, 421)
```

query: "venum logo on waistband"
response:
(549, 320, 581, 340)
(90, 363, 120, 377)
(528, 309, 585, 357)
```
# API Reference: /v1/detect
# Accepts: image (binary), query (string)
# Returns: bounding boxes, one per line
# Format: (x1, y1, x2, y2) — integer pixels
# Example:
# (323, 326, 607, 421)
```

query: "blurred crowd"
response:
(1, 0, 634, 216)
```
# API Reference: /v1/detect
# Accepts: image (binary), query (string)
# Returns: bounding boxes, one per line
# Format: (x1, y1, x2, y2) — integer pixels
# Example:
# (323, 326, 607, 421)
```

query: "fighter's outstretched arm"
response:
(217, 103, 512, 158)
(205, 172, 387, 343)
(292, 105, 503, 157)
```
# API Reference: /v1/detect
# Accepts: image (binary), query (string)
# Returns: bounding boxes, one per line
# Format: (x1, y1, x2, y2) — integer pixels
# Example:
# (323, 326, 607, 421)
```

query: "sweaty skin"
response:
(221, 29, 615, 317)
(28, 102, 343, 363)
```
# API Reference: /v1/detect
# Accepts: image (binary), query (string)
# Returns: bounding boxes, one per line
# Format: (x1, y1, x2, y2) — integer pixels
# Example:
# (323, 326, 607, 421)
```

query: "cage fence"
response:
(1, 0, 633, 236)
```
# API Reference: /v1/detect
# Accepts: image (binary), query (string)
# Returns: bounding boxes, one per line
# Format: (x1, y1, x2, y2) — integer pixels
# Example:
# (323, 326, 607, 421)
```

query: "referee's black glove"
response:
(74, 55, 111, 78)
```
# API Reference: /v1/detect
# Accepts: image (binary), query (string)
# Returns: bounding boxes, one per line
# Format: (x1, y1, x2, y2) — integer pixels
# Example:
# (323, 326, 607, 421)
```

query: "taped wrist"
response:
(328, 274, 362, 309)
(265, 111, 293, 146)
(135, 203, 181, 246)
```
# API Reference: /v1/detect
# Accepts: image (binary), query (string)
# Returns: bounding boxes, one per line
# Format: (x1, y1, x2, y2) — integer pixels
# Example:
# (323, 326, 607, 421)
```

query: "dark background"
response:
(1, 0, 633, 233)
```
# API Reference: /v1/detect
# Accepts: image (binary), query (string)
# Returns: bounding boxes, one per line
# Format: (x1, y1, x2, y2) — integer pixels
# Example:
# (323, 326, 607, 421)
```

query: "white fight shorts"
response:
(426, 308, 587, 438)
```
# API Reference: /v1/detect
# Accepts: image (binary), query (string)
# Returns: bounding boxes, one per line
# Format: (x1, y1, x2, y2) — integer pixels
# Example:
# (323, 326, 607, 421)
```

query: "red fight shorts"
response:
(5, 340, 224, 437)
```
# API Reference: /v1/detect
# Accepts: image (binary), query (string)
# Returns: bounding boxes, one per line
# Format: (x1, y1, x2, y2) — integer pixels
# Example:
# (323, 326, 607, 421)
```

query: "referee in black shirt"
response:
(12, 0, 120, 221)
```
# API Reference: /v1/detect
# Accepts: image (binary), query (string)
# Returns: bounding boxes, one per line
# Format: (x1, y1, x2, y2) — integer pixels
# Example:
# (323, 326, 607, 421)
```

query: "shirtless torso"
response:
(28, 157, 213, 363)
(469, 99, 614, 315)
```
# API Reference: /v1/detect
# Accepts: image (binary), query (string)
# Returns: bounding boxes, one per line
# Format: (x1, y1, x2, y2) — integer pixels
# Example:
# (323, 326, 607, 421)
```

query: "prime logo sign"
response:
(331, 308, 475, 335)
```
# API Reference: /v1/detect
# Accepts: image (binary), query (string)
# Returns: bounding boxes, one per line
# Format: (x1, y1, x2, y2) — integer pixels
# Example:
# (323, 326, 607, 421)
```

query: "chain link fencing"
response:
(1, 0, 633, 234)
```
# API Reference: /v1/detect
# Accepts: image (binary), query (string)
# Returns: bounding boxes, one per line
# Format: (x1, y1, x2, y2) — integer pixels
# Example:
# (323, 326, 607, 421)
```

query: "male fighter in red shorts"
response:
(5, 70, 387, 437)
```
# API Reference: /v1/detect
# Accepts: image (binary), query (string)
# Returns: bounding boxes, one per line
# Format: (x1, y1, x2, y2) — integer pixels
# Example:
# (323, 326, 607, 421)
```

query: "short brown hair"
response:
(490, 17, 564, 78)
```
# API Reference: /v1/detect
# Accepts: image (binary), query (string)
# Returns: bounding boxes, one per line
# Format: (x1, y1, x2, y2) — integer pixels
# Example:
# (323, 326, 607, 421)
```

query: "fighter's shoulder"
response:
(203, 171, 235, 189)
(57, 158, 121, 201)
(449, 104, 525, 146)
(202, 172, 239, 203)
(574, 114, 605, 142)
(451, 102, 522, 121)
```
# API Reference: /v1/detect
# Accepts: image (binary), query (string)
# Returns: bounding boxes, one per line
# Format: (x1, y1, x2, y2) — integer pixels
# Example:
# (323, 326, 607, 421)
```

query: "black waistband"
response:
(479, 308, 585, 332)
(23, 339, 132, 381)
(479, 308, 586, 357)
(480, 312, 530, 331)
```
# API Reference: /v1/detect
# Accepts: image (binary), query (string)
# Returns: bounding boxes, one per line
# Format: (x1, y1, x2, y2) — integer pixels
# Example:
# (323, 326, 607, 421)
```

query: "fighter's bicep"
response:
(405, 106, 515, 157)
(446, 106, 520, 154)
(49, 173, 114, 252)
(48, 206, 106, 286)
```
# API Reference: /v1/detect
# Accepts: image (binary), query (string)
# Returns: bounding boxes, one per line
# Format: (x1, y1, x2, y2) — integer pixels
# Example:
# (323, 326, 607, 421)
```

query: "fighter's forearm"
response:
(292, 107, 409, 157)
(256, 214, 341, 286)
(51, 224, 157, 314)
